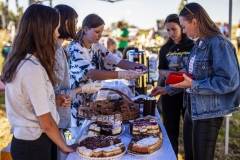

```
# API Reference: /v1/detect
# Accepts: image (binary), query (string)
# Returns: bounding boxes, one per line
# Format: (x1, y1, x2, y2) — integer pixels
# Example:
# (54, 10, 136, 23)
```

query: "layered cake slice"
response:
(78, 135, 125, 158)
(88, 114, 123, 136)
(82, 148, 93, 156)
(131, 117, 160, 135)
(115, 143, 125, 152)
(92, 148, 103, 157)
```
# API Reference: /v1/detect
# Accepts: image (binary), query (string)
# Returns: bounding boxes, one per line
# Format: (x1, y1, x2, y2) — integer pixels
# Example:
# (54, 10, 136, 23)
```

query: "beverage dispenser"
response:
(127, 48, 147, 95)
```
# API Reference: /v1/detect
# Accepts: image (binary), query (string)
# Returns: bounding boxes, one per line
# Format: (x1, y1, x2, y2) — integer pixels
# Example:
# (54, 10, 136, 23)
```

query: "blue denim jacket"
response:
(185, 36, 240, 120)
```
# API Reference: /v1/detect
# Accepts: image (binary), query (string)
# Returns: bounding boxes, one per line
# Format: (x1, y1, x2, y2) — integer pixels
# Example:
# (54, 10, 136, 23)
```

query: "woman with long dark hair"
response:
(1, 4, 77, 160)
(52, 5, 102, 160)
(151, 14, 194, 157)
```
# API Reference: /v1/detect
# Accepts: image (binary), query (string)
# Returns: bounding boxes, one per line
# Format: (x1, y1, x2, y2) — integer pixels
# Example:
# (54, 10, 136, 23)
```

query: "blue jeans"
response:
(11, 133, 52, 160)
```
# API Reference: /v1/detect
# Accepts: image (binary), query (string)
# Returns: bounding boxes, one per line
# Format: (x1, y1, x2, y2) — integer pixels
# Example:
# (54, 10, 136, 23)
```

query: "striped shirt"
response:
(187, 41, 202, 93)
(67, 41, 121, 127)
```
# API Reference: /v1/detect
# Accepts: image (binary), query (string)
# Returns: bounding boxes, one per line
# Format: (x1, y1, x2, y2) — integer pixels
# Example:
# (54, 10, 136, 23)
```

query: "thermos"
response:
(127, 48, 147, 95)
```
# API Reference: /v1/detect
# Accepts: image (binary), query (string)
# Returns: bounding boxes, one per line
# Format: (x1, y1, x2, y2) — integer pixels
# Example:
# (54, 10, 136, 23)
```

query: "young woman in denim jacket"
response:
(171, 3, 240, 160)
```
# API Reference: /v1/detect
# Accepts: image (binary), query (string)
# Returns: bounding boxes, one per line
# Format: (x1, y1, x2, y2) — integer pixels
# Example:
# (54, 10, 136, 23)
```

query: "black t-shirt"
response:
(158, 36, 194, 100)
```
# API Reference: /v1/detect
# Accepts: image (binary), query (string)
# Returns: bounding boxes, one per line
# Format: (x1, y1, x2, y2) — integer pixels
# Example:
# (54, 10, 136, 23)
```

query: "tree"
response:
(0, 2, 4, 29)
(4, 0, 9, 28)
(178, 0, 185, 13)
(8, 7, 23, 29)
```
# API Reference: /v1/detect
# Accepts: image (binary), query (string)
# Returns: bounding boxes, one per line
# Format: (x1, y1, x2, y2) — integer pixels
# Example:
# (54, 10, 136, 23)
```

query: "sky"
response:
(2, 0, 240, 30)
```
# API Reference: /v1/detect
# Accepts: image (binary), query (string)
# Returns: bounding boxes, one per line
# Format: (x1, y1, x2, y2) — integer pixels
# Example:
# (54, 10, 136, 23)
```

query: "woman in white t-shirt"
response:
(1, 4, 77, 160)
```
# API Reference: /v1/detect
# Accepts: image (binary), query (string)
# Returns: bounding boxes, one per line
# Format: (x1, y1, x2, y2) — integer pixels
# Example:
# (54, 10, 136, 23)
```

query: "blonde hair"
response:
(179, 3, 225, 39)
(104, 37, 119, 47)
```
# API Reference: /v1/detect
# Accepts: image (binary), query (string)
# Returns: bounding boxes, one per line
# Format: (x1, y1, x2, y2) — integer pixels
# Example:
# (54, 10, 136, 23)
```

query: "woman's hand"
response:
(81, 82, 102, 94)
(171, 74, 193, 88)
(139, 64, 148, 71)
(118, 70, 144, 80)
(60, 144, 78, 154)
(55, 94, 71, 108)
(150, 86, 167, 96)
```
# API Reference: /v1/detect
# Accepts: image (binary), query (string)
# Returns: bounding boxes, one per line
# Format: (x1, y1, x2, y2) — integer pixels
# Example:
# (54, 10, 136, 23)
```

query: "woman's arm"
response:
(159, 69, 171, 78)
(39, 113, 77, 153)
(117, 59, 147, 70)
(173, 39, 239, 94)
(86, 69, 118, 80)
(116, 36, 129, 41)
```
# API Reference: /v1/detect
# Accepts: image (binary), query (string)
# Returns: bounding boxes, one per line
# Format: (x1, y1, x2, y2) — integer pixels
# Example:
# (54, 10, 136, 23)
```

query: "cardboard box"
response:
(1, 143, 12, 160)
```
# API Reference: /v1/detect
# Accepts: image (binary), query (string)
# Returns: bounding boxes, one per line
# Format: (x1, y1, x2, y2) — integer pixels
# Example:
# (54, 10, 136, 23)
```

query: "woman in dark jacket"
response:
(151, 14, 194, 157)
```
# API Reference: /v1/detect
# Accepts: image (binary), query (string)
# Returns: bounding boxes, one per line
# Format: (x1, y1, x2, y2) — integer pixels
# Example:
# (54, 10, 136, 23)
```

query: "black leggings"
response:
(162, 95, 185, 156)
(11, 133, 52, 160)
(183, 96, 223, 160)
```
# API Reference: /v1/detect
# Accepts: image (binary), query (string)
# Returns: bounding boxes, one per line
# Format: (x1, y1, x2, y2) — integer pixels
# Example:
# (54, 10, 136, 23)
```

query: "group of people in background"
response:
(1, 2, 240, 160)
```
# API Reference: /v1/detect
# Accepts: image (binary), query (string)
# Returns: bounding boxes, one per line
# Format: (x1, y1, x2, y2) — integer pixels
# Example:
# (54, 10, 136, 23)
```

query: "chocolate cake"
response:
(78, 135, 125, 157)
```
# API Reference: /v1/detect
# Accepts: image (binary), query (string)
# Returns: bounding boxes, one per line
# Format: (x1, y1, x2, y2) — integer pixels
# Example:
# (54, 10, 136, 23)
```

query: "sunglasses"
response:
(184, 6, 194, 16)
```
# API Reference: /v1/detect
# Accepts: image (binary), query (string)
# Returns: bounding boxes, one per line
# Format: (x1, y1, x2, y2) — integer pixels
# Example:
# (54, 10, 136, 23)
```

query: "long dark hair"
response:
(54, 4, 78, 40)
(179, 3, 223, 39)
(76, 14, 105, 41)
(1, 4, 59, 85)
(164, 14, 188, 44)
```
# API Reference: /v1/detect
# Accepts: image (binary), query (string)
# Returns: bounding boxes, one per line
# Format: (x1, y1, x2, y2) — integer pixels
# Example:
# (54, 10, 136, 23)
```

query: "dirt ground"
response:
(0, 104, 12, 151)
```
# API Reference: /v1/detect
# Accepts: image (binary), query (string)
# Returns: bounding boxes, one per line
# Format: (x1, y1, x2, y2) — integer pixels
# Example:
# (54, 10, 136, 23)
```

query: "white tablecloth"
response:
(66, 108, 177, 160)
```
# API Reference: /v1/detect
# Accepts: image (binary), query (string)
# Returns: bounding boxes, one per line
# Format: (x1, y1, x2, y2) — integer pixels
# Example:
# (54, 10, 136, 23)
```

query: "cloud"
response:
(125, 9, 132, 14)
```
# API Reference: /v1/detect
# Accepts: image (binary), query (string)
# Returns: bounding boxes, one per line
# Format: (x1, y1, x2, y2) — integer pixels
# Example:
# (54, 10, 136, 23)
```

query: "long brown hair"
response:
(76, 14, 105, 41)
(54, 4, 78, 40)
(1, 4, 59, 85)
(179, 3, 224, 39)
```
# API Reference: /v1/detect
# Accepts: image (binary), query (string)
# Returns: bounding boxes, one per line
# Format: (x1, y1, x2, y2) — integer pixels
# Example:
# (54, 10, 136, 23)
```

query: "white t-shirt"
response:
(5, 54, 59, 140)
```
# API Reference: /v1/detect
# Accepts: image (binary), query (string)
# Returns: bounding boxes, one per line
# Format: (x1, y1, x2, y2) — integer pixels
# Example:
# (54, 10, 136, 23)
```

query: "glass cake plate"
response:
(84, 123, 125, 137)
(76, 145, 126, 160)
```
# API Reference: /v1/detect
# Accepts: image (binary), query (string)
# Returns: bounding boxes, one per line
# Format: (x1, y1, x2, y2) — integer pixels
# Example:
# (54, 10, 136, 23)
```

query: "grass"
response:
(0, 92, 12, 151)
